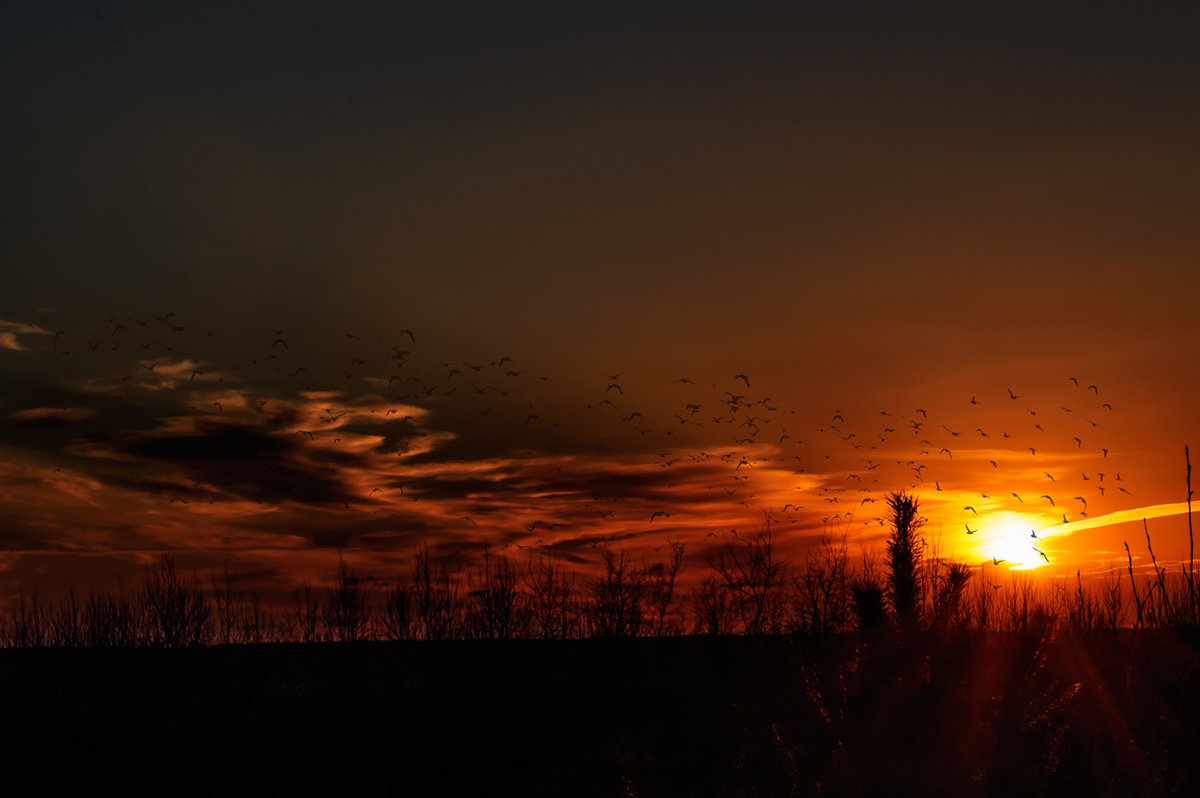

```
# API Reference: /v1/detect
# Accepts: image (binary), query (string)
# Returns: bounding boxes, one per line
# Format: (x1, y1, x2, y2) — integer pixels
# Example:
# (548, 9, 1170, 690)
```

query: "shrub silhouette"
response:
(852, 584, 886, 632)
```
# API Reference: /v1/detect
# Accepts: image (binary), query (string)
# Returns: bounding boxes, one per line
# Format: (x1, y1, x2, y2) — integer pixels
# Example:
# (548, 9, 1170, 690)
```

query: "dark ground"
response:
(1, 628, 1198, 796)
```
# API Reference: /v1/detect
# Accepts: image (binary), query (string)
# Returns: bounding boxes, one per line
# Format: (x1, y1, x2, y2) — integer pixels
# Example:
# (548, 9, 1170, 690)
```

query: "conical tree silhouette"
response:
(885, 491, 925, 628)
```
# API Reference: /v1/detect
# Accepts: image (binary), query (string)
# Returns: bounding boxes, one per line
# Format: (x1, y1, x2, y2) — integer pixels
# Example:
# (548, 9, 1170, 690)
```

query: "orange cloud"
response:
(0, 319, 51, 350)
(8, 407, 97, 423)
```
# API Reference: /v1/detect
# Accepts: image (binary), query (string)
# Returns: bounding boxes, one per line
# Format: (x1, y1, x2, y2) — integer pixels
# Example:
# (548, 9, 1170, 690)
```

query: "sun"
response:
(975, 511, 1049, 570)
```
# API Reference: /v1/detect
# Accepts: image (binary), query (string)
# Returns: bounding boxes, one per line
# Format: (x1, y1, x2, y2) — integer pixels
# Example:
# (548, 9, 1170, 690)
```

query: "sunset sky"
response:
(3, 3, 1200, 604)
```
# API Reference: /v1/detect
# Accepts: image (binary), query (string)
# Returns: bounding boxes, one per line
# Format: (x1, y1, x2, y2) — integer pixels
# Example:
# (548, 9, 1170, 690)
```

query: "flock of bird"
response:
(4, 311, 1132, 572)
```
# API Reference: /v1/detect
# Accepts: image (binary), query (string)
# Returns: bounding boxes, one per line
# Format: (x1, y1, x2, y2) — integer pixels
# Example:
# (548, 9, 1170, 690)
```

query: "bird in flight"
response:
(1007, 387, 1019, 400)
(1040, 495, 1055, 506)
(964, 506, 978, 515)
(965, 524, 977, 535)
(734, 374, 750, 387)
(650, 511, 671, 523)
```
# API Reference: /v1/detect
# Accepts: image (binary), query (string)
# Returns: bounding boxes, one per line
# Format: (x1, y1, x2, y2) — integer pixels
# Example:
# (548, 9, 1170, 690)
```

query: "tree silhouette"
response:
(885, 491, 925, 628)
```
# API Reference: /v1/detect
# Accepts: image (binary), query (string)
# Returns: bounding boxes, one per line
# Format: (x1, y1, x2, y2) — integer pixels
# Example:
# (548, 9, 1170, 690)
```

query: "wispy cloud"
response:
(8, 407, 97, 424)
(1051, 502, 1193, 539)
(0, 320, 51, 351)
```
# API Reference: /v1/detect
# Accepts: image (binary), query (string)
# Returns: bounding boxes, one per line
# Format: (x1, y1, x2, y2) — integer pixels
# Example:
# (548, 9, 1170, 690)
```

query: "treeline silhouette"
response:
(5, 505, 1198, 648)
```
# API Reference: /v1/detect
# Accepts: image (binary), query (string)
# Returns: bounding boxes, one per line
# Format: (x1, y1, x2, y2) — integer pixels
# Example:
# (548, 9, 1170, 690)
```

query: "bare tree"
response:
(8, 589, 47, 648)
(50, 589, 84, 647)
(84, 585, 140, 647)
(587, 545, 647, 637)
(325, 559, 369, 642)
(526, 553, 576, 640)
(413, 545, 461, 640)
(243, 590, 270, 643)
(293, 582, 322, 643)
(142, 555, 211, 647)
(382, 579, 413, 641)
(692, 576, 735, 636)
(211, 568, 241, 645)
(647, 541, 686, 637)
(793, 531, 851, 636)
(467, 547, 522, 640)
(708, 526, 787, 635)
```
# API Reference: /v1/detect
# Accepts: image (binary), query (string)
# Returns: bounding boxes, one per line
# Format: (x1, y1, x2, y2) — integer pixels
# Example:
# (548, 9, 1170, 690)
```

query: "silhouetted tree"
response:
(212, 569, 240, 645)
(83, 585, 139, 647)
(885, 491, 925, 628)
(692, 576, 735, 636)
(293, 583, 321, 643)
(243, 590, 270, 643)
(50, 589, 84, 647)
(8, 590, 47, 648)
(382, 580, 413, 640)
(526, 553, 577, 639)
(325, 559, 369, 642)
(142, 555, 211, 647)
(467, 547, 522, 640)
(709, 525, 787, 635)
(647, 541, 686, 636)
(793, 531, 851, 636)
(928, 560, 973, 629)
(413, 545, 461, 640)
(588, 545, 647, 637)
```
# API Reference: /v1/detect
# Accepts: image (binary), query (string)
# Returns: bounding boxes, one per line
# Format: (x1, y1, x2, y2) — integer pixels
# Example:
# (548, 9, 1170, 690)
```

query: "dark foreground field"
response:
(1, 628, 1198, 796)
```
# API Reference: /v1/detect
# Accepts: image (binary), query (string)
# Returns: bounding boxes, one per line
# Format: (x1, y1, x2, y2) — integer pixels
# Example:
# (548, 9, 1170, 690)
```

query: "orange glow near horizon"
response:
(0, 311, 1194, 609)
